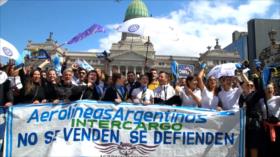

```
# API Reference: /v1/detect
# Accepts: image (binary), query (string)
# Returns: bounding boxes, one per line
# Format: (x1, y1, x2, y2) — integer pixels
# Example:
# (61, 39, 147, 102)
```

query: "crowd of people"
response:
(0, 59, 280, 157)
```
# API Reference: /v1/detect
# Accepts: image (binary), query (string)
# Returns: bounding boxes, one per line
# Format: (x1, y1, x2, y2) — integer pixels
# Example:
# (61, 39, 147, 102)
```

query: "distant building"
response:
(259, 29, 280, 94)
(223, 31, 248, 60)
(200, 39, 240, 69)
(25, 32, 67, 68)
(247, 19, 280, 67)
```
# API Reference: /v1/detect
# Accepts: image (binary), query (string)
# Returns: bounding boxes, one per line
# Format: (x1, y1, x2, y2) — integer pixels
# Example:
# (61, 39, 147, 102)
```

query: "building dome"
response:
(124, 0, 149, 21)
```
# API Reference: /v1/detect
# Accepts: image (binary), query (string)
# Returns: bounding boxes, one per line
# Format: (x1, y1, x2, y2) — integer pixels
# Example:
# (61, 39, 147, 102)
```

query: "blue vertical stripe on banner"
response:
(0, 108, 5, 153)
(239, 109, 241, 157)
(239, 108, 245, 157)
(5, 107, 13, 157)
(5, 108, 10, 157)
(9, 107, 13, 157)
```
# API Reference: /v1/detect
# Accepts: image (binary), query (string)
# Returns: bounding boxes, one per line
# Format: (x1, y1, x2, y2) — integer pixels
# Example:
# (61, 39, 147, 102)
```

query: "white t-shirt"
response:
(131, 87, 154, 104)
(265, 96, 280, 119)
(201, 86, 219, 109)
(154, 84, 175, 101)
(179, 87, 201, 107)
(218, 87, 242, 110)
(8, 76, 23, 89)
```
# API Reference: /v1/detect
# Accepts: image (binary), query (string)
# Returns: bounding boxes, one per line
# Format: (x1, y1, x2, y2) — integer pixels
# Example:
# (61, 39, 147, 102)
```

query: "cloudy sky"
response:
(1, 0, 279, 57)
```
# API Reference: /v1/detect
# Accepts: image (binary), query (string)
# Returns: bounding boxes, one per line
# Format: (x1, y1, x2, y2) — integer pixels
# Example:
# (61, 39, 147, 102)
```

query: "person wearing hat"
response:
(0, 70, 13, 106)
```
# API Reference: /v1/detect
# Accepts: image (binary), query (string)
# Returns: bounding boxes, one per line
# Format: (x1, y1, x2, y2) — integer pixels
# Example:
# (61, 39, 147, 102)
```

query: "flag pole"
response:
(144, 36, 151, 73)
(52, 42, 66, 51)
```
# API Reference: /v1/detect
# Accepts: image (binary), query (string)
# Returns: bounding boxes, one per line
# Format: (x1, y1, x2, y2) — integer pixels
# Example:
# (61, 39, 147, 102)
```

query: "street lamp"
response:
(144, 36, 152, 72)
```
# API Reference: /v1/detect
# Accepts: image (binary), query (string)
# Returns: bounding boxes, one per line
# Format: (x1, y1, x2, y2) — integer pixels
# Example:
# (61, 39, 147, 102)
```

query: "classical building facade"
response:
(67, 0, 200, 76)
(199, 39, 240, 69)
(25, 0, 240, 77)
(25, 32, 67, 68)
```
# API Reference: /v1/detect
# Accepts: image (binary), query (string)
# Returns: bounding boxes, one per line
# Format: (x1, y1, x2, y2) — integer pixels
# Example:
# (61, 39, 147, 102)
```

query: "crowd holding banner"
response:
(0, 20, 279, 157)
(2, 100, 244, 157)
(0, 57, 280, 157)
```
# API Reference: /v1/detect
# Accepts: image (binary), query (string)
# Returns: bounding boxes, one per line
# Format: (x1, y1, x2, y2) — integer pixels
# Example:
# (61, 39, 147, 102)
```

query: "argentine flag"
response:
(0, 38, 20, 60)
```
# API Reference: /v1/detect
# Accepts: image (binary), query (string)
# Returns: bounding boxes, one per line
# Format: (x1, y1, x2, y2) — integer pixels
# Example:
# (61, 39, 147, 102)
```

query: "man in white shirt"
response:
(154, 71, 175, 104)
(218, 76, 243, 110)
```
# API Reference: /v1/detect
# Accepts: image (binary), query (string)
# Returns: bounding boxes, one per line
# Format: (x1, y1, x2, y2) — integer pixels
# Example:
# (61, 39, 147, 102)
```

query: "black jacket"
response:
(0, 79, 14, 106)
(102, 86, 127, 102)
(239, 77, 265, 130)
(54, 81, 85, 101)
(22, 82, 46, 104)
(81, 85, 101, 100)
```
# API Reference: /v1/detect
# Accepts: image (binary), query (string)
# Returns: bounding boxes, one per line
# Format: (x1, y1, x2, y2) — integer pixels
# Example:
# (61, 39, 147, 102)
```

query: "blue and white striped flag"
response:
(66, 24, 105, 45)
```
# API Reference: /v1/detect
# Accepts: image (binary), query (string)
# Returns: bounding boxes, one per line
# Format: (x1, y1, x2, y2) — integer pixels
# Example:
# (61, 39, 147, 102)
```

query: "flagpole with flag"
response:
(66, 24, 105, 45)
(171, 59, 179, 87)
(0, 38, 20, 61)
(50, 24, 106, 51)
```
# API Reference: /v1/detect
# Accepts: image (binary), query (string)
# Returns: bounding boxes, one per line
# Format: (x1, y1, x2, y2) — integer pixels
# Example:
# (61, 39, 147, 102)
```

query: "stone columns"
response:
(109, 66, 112, 76)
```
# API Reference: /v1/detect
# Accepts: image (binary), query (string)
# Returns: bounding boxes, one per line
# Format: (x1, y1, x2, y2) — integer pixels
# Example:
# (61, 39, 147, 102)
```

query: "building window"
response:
(159, 62, 165, 66)
(207, 61, 213, 65)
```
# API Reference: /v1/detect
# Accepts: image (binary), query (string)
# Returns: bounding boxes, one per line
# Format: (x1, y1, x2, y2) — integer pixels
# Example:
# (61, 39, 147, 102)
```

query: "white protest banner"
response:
(0, 108, 5, 152)
(4, 100, 245, 157)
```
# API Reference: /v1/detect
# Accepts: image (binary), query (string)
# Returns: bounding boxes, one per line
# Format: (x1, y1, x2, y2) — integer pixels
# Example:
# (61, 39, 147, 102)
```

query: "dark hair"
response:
(159, 71, 170, 78)
(25, 69, 41, 95)
(78, 67, 87, 72)
(87, 70, 99, 85)
(29, 69, 41, 78)
(40, 70, 46, 74)
(47, 69, 59, 83)
(186, 75, 196, 88)
(206, 76, 219, 96)
(127, 71, 135, 75)
(149, 68, 157, 72)
(47, 69, 57, 75)
(139, 73, 149, 80)
(112, 73, 122, 85)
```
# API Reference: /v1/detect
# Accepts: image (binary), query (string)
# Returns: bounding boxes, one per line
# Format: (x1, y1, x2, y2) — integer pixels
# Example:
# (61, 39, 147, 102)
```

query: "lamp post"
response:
(144, 36, 152, 73)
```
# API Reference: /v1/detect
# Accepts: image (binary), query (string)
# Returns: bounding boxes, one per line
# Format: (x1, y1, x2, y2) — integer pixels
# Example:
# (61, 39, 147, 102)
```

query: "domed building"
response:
(124, 0, 150, 21)
(25, 0, 200, 76)
(63, 0, 199, 76)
